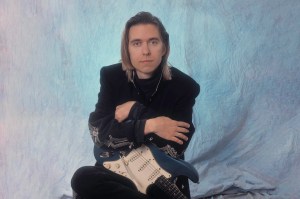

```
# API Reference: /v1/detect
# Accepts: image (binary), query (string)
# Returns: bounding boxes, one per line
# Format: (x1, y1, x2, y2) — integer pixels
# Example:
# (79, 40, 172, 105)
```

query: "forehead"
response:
(128, 24, 161, 41)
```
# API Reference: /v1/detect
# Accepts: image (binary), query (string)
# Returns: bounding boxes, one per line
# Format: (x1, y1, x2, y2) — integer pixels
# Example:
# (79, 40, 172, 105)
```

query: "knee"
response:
(71, 166, 94, 192)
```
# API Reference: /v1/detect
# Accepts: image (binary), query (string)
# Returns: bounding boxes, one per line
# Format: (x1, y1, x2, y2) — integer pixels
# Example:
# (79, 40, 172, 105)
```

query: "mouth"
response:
(140, 60, 153, 63)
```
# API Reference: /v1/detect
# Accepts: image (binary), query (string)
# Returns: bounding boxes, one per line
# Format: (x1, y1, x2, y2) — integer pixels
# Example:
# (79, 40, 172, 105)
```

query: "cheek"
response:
(128, 49, 138, 61)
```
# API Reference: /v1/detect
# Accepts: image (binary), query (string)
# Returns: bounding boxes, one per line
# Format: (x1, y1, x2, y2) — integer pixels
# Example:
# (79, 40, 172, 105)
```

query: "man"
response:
(71, 11, 200, 199)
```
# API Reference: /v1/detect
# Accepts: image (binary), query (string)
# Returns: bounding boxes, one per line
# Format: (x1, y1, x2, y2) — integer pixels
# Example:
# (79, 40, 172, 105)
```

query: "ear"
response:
(163, 44, 170, 58)
(162, 45, 167, 56)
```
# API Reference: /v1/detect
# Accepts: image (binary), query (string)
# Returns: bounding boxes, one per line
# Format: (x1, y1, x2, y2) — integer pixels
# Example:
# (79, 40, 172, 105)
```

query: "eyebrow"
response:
(129, 37, 160, 43)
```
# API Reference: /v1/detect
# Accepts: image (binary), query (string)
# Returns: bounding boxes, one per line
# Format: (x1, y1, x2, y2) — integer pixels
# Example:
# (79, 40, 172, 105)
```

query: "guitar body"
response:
(94, 144, 199, 198)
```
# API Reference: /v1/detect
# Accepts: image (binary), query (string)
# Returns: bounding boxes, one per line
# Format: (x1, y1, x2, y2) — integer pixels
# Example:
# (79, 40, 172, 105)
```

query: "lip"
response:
(140, 60, 153, 63)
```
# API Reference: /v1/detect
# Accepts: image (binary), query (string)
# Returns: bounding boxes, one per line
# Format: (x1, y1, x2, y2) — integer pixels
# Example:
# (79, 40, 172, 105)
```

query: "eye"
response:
(149, 39, 159, 45)
(131, 41, 141, 47)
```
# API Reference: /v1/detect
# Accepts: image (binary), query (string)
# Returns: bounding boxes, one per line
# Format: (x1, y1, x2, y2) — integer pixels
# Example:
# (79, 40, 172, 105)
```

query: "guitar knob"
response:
(124, 160, 129, 166)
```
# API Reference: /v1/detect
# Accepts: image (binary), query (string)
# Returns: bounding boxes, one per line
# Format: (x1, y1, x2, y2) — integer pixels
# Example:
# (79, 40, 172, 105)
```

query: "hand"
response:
(145, 116, 190, 145)
(115, 101, 136, 123)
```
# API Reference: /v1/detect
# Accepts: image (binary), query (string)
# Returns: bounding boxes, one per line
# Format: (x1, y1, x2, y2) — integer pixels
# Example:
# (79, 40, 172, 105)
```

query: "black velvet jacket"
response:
(89, 63, 200, 158)
(88, 63, 200, 197)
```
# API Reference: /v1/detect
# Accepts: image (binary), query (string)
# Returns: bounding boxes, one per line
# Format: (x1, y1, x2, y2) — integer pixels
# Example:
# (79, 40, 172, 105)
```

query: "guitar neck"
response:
(155, 176, 188, 199)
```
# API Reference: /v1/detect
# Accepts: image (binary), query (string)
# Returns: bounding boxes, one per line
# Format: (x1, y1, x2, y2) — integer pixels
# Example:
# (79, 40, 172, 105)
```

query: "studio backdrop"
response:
(1, 0, 300, 198)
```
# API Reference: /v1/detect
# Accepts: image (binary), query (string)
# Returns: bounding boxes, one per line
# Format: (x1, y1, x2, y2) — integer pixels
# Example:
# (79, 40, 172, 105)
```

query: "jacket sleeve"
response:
(88, 67, 145, 149)
(165, 82, 200, 157)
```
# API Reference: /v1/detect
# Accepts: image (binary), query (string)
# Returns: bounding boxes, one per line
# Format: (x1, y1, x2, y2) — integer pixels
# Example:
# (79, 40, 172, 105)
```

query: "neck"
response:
(134, 65, 162, 80)
(136, 71, 152, 79)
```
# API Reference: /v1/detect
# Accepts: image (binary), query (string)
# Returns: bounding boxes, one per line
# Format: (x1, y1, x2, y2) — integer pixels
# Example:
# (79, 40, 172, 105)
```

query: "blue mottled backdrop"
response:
(1, 0, 300, 198)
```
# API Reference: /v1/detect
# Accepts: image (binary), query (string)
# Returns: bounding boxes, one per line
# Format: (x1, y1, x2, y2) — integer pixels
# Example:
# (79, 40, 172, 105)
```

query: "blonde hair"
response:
(121, 12, 171, 81)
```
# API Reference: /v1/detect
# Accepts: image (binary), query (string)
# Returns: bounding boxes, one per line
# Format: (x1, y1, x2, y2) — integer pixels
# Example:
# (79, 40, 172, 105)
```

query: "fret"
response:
(155, 176, 188, 199)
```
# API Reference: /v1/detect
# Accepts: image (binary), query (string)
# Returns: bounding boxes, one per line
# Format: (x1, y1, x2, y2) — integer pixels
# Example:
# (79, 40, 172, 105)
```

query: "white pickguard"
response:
(102, 145, 171, 194)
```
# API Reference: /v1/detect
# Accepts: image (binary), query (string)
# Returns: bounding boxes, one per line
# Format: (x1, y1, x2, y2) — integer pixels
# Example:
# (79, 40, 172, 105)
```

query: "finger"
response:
(115, 115, 125, 123)
(170, 136, 184, 145)
(114, 113, 120, 121)
(115, 116, 121, 123)
(176, 127, 189, 133)
(175, 132, 189, 141)
(176, 121, 190, 128)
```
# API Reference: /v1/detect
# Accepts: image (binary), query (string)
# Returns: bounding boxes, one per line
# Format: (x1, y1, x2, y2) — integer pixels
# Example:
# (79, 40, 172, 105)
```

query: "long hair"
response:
(121, 11, 171, 81)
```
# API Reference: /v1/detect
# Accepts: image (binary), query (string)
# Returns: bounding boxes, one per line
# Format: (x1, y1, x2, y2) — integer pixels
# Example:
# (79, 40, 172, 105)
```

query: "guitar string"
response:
(129, 147, 184, 198)
(128, 147, 163, 184)
(131, 148, 178, 196)
(131, 147, 157, 177)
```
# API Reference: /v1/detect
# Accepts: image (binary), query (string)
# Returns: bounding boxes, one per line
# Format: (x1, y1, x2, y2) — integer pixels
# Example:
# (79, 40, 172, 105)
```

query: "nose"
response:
(142, 43, 150, 56)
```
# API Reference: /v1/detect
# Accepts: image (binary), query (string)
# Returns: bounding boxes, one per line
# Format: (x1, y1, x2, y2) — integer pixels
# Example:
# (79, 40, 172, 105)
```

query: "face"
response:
(128, 24, 166, 79)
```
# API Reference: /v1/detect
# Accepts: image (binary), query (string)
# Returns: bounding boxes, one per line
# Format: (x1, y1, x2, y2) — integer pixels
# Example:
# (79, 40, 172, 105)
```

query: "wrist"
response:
(144, 118, 155, 135)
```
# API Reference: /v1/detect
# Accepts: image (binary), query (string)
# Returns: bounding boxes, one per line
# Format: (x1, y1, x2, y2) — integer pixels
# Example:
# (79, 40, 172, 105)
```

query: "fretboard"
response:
(155, 176, 188, 199)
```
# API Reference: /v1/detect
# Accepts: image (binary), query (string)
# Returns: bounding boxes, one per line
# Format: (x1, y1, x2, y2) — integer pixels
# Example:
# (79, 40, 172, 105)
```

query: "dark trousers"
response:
(71, 165, 180, 199)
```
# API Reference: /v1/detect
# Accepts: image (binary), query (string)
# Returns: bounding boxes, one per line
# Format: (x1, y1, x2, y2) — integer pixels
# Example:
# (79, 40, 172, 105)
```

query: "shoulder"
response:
(99, 63, 127, 85)
(100, 63, 124, 76)
(169, 66, 200, 96)
(100, 63, 127, 80)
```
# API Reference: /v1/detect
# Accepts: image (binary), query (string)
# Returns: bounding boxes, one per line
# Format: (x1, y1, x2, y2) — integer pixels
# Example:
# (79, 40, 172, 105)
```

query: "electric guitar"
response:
(94, 144, 199, 199)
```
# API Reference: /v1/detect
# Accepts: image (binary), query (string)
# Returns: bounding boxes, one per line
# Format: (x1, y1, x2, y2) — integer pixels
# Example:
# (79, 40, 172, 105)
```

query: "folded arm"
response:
(89, 67, 200, 157)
